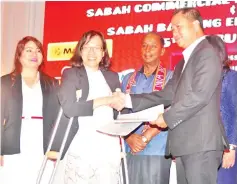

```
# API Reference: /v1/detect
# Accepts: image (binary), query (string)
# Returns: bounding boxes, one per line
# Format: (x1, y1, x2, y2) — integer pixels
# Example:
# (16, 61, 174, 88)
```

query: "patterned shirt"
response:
(121, 67, 173, 155)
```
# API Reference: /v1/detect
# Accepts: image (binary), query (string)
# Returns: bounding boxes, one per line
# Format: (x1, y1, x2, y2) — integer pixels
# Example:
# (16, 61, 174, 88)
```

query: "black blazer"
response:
(54, 66, 121, 159)
(1, 72, 60, 155)
(130, 39, 228, 157)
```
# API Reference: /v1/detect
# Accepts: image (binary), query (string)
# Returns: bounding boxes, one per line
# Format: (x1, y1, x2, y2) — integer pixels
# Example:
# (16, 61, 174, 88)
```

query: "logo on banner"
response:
(47, 39, 113, 61)
(47, 42, 77, 61)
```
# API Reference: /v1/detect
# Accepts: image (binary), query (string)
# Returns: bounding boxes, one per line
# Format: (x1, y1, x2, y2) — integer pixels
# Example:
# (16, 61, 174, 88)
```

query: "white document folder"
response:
(96, 104, 164, 136)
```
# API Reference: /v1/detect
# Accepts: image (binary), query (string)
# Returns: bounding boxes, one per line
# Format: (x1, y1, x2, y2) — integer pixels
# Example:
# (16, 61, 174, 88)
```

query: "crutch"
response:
(36, 107, 74, 184)
(120, 136, 129, 184)
(119, 159, 124, 184)
(115, 87, 129, 184)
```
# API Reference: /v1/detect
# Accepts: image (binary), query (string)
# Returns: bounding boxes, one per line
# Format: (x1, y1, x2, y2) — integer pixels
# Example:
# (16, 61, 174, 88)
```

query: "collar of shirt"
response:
(139, 66, 158, 75)
(182, 35, 206, 64)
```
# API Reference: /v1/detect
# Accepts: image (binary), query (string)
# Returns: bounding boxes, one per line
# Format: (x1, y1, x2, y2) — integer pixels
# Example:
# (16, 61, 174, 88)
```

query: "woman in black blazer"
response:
(0, 36, 60, 183)
(58, 30, 124, 184)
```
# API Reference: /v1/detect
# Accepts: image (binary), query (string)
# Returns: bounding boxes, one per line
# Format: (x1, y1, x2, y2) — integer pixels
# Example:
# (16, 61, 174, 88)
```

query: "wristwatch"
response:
(141, 135, 149, 143)
(229, 145, 236, 150)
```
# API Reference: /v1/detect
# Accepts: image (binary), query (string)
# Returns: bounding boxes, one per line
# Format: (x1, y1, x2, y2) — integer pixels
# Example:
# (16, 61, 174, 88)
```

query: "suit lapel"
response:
(175, 39, 207, 91)
(77, 66, 89, 101)
(174, 59, 185, 91)
(13, 75, 23, 111)
(179, 39, 207, 76)
(188, 39, 207, 63)
(5, 75, 23, 129)
(101, 69, 115, 92)
(40, 73, 49, 118)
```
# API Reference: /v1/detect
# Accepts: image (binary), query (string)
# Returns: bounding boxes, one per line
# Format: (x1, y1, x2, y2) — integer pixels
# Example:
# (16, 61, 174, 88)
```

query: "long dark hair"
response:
(10, 36, 45, 85)
(10, 36, 56, 88)
(70, 30, 110, 70)
(206, 35, 230, 71)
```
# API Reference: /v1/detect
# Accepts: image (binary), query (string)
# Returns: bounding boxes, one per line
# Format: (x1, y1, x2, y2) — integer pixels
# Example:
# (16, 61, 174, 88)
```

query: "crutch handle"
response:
(46, 151, 59, 160)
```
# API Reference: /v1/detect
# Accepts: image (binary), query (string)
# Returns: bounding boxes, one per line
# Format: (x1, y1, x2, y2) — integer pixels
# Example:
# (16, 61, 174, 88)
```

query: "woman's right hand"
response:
(93, 91, 125, 111)
(109, 89, 126, 111)
(0, 155, 3, 166)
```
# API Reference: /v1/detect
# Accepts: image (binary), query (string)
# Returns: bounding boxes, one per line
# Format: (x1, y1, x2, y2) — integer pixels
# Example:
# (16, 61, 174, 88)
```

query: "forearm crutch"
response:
(36, 107, 74, 184)
(120, 136, 129, 184)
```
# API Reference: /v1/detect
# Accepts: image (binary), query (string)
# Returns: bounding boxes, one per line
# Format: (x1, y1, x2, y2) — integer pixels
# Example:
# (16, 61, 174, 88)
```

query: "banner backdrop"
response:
(43, 1, 237, 80)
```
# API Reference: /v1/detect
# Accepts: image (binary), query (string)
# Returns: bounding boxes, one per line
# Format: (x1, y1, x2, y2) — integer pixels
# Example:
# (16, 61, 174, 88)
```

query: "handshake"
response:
(108, 88, 168, 129)
(108, 88, 127, 111)
(101, 88, 168, 129)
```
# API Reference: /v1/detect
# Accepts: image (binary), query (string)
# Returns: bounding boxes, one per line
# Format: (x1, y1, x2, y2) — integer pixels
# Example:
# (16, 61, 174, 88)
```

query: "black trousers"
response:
(125, 154, 171, 184)
(176, 151, 223, 184)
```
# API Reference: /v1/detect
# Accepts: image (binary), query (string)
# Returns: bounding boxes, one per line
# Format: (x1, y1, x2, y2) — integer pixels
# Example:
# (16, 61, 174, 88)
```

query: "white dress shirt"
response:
(182, 35, 206, 72)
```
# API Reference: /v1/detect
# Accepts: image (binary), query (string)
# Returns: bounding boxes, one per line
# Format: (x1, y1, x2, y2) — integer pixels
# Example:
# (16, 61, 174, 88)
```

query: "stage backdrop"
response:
(43, 1, 237, 80)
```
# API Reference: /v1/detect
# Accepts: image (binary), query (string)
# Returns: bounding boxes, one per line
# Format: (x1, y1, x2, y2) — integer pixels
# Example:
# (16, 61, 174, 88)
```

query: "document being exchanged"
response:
(96, 104, 164, 136)
(114, 104, 164, 123)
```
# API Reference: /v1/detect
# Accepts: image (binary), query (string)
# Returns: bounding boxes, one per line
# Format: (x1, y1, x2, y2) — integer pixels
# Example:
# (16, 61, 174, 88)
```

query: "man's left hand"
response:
(150, 114, 167, 128)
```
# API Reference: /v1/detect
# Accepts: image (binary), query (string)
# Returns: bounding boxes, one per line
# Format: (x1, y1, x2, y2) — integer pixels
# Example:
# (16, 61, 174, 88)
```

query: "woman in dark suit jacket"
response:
(58, 30, 123, 184)
(0, 36, 60, 183)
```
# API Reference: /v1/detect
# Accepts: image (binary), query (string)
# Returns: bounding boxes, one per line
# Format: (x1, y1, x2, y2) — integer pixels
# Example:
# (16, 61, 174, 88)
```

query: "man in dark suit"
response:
(114, 8, 228, 184)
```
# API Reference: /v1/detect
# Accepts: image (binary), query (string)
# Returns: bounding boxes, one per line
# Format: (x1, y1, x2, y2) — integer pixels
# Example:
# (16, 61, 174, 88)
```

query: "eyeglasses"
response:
(82, 46, 103, 53)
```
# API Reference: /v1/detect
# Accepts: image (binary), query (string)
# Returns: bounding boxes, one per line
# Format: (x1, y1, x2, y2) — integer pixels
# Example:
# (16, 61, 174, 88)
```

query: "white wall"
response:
(1, 1, 45, 76)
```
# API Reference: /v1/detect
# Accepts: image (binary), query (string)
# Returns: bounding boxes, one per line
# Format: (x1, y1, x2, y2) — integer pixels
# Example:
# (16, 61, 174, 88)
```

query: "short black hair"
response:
(173, 8, 204, 29)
